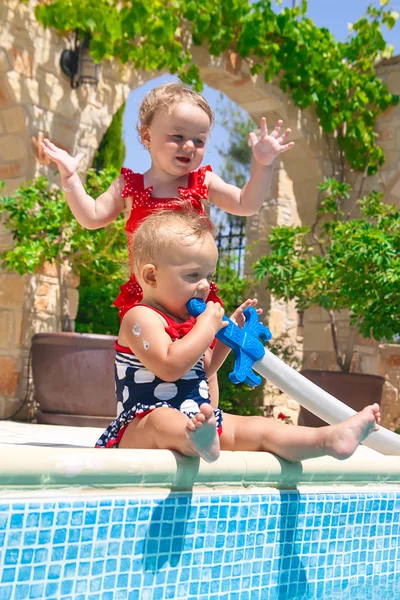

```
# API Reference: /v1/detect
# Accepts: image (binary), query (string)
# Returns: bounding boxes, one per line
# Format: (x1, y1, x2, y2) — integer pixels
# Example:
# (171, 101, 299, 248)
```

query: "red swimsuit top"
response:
(121, 164, 212, 235)
(114, 304, 216, 356)
(115, 164, 221, 322)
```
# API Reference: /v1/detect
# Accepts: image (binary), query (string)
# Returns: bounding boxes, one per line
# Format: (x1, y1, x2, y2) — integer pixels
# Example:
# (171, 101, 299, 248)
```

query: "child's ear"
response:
(140, 125, 150, 149)
(141, 264, 157, 287)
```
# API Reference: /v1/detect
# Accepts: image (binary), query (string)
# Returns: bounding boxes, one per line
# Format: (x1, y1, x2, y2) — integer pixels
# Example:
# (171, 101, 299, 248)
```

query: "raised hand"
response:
(248, 118, 294, 167)
(230, 298, 262, 328)
(40, 139, 85, 179)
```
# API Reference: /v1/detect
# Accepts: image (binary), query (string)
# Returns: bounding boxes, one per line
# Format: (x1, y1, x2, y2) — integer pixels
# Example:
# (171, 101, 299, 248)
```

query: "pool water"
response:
(0, 490, 399, 599)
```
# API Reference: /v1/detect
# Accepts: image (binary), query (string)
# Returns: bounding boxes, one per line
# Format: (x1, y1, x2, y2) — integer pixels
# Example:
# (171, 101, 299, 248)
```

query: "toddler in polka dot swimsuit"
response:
(40, 81, 295, 320)
(94, 206, 380, 463)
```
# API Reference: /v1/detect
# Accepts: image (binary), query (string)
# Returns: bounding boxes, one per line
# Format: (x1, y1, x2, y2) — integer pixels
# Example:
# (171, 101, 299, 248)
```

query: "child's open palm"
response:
(249, 118, 294, 167)
(230, 298, 262, 328)
(41, 139, 85, 178)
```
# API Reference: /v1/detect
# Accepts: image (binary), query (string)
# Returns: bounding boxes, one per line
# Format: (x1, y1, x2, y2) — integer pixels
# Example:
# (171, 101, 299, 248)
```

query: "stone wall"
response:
(245, 165, 303, 424)
(378, 344, 400, 431)
(0, 0, 152, 417)
(300, 57, 400, 381)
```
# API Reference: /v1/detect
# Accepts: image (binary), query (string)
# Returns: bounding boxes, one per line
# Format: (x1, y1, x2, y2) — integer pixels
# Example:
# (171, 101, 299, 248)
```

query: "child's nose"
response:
(197, 279, 210, 293)
(183, 139, 195, 152)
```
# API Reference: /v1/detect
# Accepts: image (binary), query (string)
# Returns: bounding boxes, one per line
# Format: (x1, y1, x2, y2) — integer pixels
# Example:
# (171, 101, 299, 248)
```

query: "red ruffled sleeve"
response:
(178, 165, 212, 203)
(120, 167, 144, 200)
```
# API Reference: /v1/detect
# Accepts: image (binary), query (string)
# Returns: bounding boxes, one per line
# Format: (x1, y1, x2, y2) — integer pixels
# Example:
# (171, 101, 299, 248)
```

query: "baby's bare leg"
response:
(208, 373, 219, 408)
(119, 405, 220, 462)
(220, 404, 380, 462)
(119, 407, 204, 456)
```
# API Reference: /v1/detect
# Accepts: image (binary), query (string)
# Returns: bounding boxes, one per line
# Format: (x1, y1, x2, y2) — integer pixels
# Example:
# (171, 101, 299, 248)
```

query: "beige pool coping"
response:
(1, 421, 400, 490)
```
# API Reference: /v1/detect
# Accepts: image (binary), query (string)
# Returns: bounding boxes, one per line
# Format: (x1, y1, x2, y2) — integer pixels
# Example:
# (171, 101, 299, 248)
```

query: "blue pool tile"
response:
(65, 545, 78, 560)
(9, 514, 24, 529)
(4, 549, 19, 565)
(40, 512, 54, 528)
(89, 578, 102, 593)
(79, 542, 92, 559)
(52, 528, 66, 544)
(44, 582, 59, 597)
(17, 567, 32, 583)
(50, 546, 64, 563)
(55, 511, 69, 526)
(1, 568, 16, 583)
(74, 579, 88, 594)
(110, 523, 123, 538)
(28, 583, 43, 599)
(14, 584, 29, 599)
(20, 550, 33, 565)
(37, 530, 51, 545)
(103, 575, 116, 590)
(60, 579, 73, 595)
(31, 565, 45, 582)
(77, 562, 90, 577)
(81, 527, 94, 542)
(1, 492, 400, 599)
(84, 510, 97, 525)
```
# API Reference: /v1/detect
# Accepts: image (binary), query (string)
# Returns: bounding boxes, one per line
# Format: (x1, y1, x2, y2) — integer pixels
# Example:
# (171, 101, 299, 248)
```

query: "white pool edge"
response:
(1, 445, 400, 490)
(1, 421, 400, 490)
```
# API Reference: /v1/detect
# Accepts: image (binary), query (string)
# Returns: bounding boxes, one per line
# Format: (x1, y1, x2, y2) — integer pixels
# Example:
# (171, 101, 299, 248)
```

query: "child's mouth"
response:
(176, 156, 191, 164)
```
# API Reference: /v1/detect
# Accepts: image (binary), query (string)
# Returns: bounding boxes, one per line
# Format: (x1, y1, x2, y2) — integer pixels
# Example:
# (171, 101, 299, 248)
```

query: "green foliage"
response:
(92, 102, 126, 173)
(35, 1, 398, 174)
(254, 181, 400, 343)
(0, 169, 126, 331)
(0, 177, 72, 274)
(75, 268, 121, 335)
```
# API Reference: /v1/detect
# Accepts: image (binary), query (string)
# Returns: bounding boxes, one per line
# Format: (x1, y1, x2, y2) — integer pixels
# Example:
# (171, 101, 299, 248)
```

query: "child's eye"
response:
(188, 273, 198, 279)
(194, 139, 205, 147)
(172, 134, 183, 140)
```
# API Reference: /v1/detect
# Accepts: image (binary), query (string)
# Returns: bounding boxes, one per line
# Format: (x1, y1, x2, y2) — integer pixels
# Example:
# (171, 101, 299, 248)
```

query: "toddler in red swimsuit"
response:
(41, 81, 295, 318)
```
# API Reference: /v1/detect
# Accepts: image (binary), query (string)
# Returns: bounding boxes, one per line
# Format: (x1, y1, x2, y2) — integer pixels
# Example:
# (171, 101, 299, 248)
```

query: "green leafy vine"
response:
(34, 0, 399, 174)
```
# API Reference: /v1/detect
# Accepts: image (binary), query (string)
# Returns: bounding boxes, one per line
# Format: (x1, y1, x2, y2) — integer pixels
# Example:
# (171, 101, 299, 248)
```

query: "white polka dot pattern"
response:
(134, 368, 156, 384)
(180, 399, 201, 413)
(153, 382, 178, 401)
(116, 363, 128, 380)
(198, 380, 209, 399)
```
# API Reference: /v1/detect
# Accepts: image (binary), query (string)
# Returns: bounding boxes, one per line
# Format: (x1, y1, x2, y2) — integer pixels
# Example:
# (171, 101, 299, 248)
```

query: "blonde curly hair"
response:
(137, 82, 214, 139)
(131, 203, 215, 278)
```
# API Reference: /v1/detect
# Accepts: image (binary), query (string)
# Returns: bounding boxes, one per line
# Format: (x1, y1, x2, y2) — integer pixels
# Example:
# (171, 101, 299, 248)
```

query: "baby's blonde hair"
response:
(131, 203, 216, 278)
(137, 82, 215, 137)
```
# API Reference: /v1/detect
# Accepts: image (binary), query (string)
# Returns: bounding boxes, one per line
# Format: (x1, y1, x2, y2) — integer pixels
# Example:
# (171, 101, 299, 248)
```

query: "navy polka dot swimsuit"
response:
(95, 306, 223, 448)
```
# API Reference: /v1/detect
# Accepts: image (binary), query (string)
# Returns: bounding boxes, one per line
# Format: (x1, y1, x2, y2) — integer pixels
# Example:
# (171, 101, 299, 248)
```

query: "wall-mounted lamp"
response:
(60, 32, 100, 89)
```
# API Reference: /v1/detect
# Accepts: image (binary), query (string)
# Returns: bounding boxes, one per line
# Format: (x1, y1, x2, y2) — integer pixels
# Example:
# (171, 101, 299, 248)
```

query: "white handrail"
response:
(254, 349, 400, 456)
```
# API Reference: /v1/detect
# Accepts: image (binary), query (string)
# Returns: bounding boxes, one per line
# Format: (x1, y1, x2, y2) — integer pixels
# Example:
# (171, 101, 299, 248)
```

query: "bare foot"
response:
(324, 404, 381, 460)
(186, 403, 220, 463)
